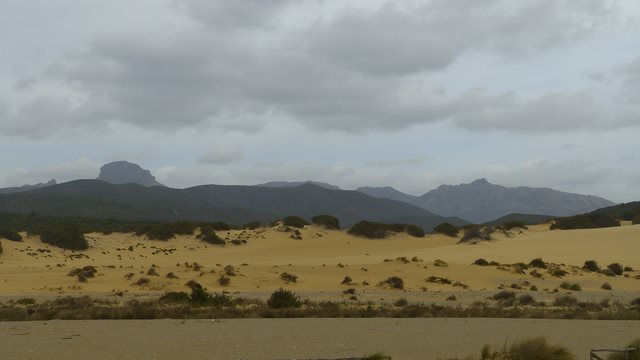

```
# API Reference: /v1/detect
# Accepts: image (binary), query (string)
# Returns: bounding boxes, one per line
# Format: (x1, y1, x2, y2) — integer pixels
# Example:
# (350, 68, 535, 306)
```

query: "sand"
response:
(1, 223, 640, 304)
(1, 318, 639, 359)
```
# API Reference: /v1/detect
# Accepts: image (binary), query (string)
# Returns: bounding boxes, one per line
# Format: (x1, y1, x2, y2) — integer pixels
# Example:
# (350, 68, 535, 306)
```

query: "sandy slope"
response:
(1, 224, 639, 303)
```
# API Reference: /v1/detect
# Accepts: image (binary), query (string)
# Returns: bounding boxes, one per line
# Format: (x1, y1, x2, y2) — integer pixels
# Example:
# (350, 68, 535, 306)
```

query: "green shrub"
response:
(426, 276, 452, 285)
(559, 282, 581, 291)
(381, 276, 404, 289)
(601, 282, 612, 290)
(282, 216, 309, 228)
(606, 263, 624, 276)
(197, 228, 225, 245)
(280, 272, 298, 283)
(502, 221, 528, 230)
(582, 260, 600, 272)
(434, 222, 459, 237)
(529, 258, 547, 269)
(480, 337, 574, 360)
(311, 215, 341, 230)
(551, 214, 620, 230)
(218, 275, 231, 286)
(493, 291, 516, 302)
(348, 221, 390, 239)
(518, 294, 536, 306)
(0, 228, 22, 241)
(267, 288, 301, 308)
(160, 291, 190, 303)
(241, 221, 262, 230)
(473, 258, 490, 266)
(554, 295, 578, 307)
(405, 224, 426, 237)
(39, 225, 88, 250)
(211, 221, 234, 231)
(460, 226, 492, 243)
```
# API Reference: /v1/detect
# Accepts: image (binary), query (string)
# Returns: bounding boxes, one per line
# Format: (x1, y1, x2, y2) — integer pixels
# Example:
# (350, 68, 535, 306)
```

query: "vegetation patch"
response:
(282, 216, 309, 228)
(550, 213, 620, 230)
(434, 222, 459, 237)
(311, 215, 340, 230)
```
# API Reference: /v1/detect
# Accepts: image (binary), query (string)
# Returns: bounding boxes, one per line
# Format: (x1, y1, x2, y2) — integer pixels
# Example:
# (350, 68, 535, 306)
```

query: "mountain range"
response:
(0, 161, 616, 226)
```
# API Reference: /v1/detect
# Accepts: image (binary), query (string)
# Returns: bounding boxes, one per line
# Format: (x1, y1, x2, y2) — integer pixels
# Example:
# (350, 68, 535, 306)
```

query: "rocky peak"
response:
(97, 161, 165, 187)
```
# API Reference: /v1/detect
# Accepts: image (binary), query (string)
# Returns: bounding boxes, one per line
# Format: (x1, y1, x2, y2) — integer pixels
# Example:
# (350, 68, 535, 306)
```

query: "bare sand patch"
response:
(1, 318, 638, 359)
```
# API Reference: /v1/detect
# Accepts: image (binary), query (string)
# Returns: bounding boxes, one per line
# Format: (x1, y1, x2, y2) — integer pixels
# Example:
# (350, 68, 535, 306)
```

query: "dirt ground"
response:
(1, 318, 638, 360)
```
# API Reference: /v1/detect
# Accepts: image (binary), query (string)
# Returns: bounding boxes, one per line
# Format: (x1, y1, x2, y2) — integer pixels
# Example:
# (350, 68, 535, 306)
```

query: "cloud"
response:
(2, 158, 99, 186)
(173, 0, 294, 30)
(309, 0, 616, 76)
(198, 145, 245, 165)
(0, 0, 628, 139)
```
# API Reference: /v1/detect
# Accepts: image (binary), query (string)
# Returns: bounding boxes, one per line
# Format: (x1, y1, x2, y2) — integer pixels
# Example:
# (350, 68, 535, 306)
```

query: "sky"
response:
(1, 0, 639, 202)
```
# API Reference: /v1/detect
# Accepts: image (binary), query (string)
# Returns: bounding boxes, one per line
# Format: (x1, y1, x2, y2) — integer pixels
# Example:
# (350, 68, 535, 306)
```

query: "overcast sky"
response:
(1, 0, 639, 202)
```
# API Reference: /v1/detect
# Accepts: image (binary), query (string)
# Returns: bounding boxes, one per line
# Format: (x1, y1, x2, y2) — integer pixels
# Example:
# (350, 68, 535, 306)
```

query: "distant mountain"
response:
(97, 161, 164, 187)
(412, 178, 615, 224)
(356, 186, 419, 204)
(0, 179, 57, 194)
(257, 181, 340, 190)
(0, 180, 467, 231)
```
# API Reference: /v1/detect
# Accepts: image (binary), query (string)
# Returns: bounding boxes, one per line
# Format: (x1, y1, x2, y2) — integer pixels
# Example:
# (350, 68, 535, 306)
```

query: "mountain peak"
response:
(470, 178, 490, 185)
(97, 161, 165, 187)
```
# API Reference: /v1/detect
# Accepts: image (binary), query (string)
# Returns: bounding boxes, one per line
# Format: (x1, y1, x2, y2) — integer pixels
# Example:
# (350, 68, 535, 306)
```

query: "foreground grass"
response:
(1, 295, 639, 321)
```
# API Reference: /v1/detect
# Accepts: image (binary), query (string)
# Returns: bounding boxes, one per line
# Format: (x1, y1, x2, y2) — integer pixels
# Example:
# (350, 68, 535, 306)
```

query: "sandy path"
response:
(1, 318, 638, 360)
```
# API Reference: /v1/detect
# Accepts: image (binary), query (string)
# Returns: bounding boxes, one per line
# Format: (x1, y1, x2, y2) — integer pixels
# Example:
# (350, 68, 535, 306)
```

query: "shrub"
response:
(217, 275, 231, 286)
(631, 298, 640, 307)
(634, 215, 640, 225)
(559, 282, 581, 291)
(267, 288, 301, 308)
(348, 221, 389, 239)
(311, 215, 340, 230)
(434, 222, 459, 237)
(160, 291, 190, 303)
(394, 298, 408, 307)
(480, 337, 574, 360)
(554, 295, 578, 307)
(502, 221, 529, 230)
(473, 258, 490, 266)
(518, 294, 536, 306)
(551, 213, 620, 230)
(280, 272, 298, 283)
(210, 221, 233, 231)
(583, 260, 600, 272)
(606, 263, 624, 276)
(446, 294, 457, 301)
(282, 216, 309, 228)
(197, 228, 225, 245)
(602, 268, 617, 277)
(405, 224, 425, 238)
(426, 276, 452, 285)
(493, 291, 516, 302)
(0, 228, 22, 242)
(241, 221, 262, 230)
(601, 282, 612, 290)
(607, 338, 640, 360)
(529, 258, 547, 269)
(381, 276, 404, 290)
(39, 225, 88, 250)
(433, 259, 448, 267)
(460, 226, 492, 243)
(341, 276, 353, 285)
(550, 269, 568, 278)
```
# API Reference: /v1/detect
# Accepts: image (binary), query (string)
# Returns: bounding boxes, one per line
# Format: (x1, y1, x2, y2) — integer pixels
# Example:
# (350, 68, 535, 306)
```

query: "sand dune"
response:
(1, 224, 639, 304)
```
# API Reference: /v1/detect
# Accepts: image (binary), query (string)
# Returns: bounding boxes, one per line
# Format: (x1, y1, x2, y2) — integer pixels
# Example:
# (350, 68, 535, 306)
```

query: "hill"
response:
(412, 178, 614, 223)
(356, 186, 419, 204)
(0, 179, 57, 194)
(0, 180, 465, 230)
(97, 161, 165, 187)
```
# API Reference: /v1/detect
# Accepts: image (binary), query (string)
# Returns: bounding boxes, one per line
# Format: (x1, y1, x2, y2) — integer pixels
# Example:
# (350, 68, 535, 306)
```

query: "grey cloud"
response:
(198, 146, 245, 165)
(3, 158, 98, 186)
(617, 55, 640, 103)
(451, 90, 605, 132)
(173, 0, 294, 30)
(1, 0, 628, 139)
(309, 0, 615, 75)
